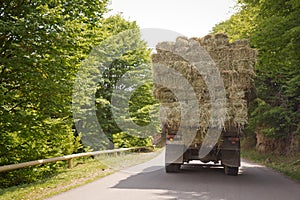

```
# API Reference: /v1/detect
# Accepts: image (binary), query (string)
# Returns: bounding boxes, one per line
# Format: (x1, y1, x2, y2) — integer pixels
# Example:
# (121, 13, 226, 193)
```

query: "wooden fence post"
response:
(68, 158, 73, 169)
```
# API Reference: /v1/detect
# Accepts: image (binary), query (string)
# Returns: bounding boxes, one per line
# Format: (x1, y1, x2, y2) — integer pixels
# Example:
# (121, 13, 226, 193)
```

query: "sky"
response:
(107, 0, 238, 38)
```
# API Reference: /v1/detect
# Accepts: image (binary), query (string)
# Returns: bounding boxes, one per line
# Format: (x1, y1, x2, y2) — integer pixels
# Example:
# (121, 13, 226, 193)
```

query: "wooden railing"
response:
(0, 146, 153, 172)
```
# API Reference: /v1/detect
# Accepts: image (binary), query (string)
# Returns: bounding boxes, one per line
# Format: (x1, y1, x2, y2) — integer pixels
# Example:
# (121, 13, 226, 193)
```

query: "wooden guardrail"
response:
(0, 146, 153, 173)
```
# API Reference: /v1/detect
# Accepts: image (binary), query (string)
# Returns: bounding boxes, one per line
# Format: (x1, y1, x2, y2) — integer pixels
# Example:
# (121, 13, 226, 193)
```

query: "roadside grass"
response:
(0, 149, 162, 200)
(241, 149, 300, 183)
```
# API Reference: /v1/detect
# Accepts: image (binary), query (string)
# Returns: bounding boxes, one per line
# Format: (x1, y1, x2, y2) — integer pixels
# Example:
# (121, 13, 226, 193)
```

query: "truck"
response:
(164, 125, 241, 176)
(152, 33, 256, 176)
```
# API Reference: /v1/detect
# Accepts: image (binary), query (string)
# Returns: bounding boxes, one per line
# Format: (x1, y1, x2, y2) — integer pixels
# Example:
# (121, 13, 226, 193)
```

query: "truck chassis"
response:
(164, 127, 241, 176)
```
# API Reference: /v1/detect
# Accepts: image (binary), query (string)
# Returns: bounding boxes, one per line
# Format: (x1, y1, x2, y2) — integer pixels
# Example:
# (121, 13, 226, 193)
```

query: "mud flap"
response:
(165, 144, 184, 164)
(221, 150, 240, 167)
(221, 136, 241, 167)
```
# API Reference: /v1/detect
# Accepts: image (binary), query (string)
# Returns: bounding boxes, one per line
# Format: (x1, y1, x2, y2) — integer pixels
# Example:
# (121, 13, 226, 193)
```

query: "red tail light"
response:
(167, 134, 174, 140)
(228, 137, 240, 144)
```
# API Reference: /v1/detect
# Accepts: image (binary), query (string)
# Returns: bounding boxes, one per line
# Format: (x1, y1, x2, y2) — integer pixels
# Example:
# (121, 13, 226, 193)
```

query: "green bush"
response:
(112, 132, 153, 148)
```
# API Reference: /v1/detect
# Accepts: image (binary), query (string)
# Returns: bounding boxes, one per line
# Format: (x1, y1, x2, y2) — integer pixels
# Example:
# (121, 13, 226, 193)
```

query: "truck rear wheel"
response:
(224, 165, 238, 176)
(165, 164, 181, 173)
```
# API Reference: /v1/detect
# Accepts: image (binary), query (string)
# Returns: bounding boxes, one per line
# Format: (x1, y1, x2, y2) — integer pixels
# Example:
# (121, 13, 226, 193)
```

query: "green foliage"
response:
(72, 15, 159, 151)
(91, 16, 159, 146)
(112, 132, 153, 148)
(212, 3, 258, 41)
(249, 0, 300, 138)
(213, 0, 300, 140)
(112, 83, 159, 148)
(129, 84, 159, 127)
(0, 0, 109, 187)
(247, 98, 296, 138)
(1, 0, 155, 188)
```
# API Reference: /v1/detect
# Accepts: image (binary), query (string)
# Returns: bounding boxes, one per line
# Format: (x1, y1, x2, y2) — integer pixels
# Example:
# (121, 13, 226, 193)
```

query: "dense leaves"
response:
(1, 0, 159, 187)
(0, 0, 109, 186)
(71, 16, 159, 150)
(213, 0, 300, 141)
(0, 0, 156, 187)
(113, 132, 153, 148)
(94, 16, 159, 148)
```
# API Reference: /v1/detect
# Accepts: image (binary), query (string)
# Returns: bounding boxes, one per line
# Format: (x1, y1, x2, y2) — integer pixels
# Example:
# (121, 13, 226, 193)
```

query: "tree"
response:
(247, 0, 300, 138)
(212, 0, 300, 150)
(0, 0, 109, 187)
(212, 2, 258, 42)
(92, 15, 159, 148)
(1, 1, 160, 187)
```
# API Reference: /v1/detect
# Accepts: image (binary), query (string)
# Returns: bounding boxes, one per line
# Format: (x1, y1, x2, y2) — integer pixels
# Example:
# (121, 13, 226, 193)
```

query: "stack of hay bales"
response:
(152, 33, 256, 144)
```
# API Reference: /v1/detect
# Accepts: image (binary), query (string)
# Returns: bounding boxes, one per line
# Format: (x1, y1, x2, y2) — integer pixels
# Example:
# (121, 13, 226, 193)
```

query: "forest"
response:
(213, 0, 300, 154)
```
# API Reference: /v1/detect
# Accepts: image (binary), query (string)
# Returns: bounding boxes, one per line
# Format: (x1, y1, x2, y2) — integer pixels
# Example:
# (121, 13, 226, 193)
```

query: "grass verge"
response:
(241, 149, 300, 182)
(0, 149, 162, 200)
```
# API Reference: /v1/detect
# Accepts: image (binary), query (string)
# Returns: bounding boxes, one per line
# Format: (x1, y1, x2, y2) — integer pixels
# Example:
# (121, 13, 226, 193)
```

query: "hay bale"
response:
(152, 33, 256, 141)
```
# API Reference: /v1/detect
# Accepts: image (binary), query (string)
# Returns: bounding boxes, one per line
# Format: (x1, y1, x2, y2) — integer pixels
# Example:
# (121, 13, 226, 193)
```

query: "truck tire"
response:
(224, 165, 238, 176)
(165, 164, 181, 173)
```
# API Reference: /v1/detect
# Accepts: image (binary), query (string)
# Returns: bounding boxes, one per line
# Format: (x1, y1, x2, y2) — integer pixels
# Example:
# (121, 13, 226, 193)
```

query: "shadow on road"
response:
(112, 162, 300, 200)
(112, 164, 249, 200)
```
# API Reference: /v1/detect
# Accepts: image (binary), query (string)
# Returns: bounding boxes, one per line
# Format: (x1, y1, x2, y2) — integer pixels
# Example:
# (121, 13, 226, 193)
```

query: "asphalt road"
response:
(47, 151, 300, 200)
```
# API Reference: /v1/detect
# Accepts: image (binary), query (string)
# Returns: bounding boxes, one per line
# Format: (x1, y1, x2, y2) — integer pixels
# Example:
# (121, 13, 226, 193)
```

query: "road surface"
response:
(47, 151, 300, 200)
